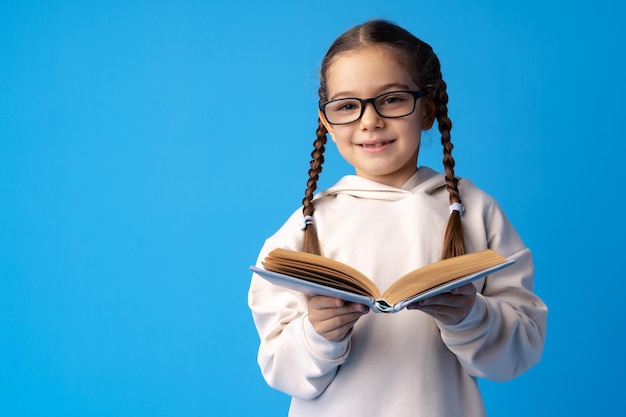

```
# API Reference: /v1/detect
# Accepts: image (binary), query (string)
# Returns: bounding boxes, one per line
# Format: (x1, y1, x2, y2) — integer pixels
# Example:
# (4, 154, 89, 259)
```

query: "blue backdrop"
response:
(2, 0, 624, 415)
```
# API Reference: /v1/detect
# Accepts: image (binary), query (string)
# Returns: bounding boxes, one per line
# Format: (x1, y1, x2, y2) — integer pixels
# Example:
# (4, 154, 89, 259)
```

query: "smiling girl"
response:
(248, 19, 547, 417)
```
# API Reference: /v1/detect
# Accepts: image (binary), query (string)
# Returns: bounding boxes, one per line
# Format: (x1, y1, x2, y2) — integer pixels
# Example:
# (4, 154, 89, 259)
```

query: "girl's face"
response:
(320, 46, 428, 188)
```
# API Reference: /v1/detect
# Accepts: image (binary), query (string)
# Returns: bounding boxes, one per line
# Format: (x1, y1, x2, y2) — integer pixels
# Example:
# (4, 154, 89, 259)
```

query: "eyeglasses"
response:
(319, 90, 425, 125)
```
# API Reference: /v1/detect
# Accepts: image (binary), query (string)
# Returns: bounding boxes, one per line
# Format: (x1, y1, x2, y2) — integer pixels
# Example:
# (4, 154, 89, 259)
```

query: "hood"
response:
(316, 167, 448, 202)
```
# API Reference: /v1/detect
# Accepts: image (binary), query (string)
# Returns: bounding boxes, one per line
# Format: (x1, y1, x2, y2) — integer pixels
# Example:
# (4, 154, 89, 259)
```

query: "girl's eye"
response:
(380, 95, 406, 106)
(333, 101, 359, 112)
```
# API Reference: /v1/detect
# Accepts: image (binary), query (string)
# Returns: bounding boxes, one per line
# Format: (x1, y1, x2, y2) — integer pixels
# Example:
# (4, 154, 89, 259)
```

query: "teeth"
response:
(363, 141, 388, 147)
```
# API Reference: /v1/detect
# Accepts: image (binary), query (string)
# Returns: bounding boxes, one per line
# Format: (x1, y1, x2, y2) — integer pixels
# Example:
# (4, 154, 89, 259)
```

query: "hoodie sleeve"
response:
(436, 193, 548, 382)
(248, 232, 351, 400)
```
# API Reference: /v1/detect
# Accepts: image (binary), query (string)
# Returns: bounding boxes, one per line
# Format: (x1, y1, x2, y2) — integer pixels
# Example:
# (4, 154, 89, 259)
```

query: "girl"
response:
(248, 19, 547, 417)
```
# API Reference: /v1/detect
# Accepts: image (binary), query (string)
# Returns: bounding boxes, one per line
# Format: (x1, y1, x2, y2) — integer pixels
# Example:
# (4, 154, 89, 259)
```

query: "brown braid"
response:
(300, 118, 327, 255)
(433, 80, 467, 259)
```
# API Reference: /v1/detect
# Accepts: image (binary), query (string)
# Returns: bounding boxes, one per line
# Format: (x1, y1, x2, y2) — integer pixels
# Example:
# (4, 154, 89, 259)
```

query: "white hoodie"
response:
(248, 167, 547, 417)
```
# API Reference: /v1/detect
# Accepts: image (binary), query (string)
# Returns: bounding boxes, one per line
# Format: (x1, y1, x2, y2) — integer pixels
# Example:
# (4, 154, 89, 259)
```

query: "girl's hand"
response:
(407, 282, 477, 325)
(307, 296, 369, 342)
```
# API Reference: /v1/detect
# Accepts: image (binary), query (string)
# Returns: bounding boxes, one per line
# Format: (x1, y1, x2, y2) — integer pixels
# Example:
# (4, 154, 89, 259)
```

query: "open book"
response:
(250, 249, 515, 313)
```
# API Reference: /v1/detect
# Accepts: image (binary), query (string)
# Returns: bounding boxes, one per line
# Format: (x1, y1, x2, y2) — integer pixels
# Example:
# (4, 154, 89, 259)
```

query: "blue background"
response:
(1, 0, 624, 415)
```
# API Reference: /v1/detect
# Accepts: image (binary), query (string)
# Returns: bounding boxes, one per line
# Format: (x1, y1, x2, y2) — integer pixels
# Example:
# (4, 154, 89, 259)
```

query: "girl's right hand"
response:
(307, 296, 369, 342)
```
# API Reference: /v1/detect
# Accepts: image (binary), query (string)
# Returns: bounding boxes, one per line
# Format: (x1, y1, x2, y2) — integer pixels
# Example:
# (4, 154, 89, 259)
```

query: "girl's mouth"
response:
(359, 140, 395, 148)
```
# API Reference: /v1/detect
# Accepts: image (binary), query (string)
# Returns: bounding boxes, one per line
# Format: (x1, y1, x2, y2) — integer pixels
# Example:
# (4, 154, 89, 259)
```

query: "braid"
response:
(301, 118, 327, 255)
(434, 80, 467, 259)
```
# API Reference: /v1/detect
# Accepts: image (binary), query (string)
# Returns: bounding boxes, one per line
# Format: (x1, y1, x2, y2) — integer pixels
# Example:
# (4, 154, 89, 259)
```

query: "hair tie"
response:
(449, 202, 465, 216)
(299, 215, 314, 230)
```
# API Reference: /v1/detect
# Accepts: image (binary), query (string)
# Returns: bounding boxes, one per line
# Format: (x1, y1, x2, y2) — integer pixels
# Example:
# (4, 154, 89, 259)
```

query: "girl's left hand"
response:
(406, 282, 477, 325)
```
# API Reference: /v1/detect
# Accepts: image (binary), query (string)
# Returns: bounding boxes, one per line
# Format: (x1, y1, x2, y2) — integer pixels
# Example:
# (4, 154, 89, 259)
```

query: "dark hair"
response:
(301, 19, 466, 260)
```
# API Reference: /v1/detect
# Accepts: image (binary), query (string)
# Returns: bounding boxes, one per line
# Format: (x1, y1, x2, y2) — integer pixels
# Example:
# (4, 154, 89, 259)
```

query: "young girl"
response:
(248, 19, 547, 417)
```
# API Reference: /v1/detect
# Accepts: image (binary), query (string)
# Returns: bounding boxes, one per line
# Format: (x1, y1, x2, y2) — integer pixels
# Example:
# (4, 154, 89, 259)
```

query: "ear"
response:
(318, 109, 337, 143)
(421, 99, 436, 130)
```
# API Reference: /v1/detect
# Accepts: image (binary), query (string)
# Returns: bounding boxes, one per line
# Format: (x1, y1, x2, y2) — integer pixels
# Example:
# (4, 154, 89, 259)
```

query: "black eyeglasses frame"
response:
(319, 90, 426, 126)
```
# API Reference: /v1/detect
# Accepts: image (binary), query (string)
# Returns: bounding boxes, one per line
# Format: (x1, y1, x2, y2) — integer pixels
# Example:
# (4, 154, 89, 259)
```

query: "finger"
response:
(450, 283, 477, 296)
(408, 302, 469, 323)
(314, 311, 367, 341)
(309, 295, 346, 310)
(318, 322, 356, 342)
(410, 303, 458, 317)
(312, 303, 369, 326)
(407, 292, 476, 325)
(414, 292, 456, 307)
(418, 286, 476, 307)
(309, 297, 369, 318)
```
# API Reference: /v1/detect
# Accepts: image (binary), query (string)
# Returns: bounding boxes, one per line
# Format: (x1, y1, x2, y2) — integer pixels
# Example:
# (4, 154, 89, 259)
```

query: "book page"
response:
(264, 249, 382, 299)
(250, 266, 378, 307)
(382, 250, 507, 305)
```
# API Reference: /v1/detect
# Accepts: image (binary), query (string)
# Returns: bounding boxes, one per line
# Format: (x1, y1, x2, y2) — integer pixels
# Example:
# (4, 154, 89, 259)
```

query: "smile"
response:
(358, 140, 395, 148)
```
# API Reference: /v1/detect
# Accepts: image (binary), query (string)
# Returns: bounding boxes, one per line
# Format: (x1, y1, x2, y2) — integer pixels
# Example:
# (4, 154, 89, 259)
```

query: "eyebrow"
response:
(329, 83, 415, 100)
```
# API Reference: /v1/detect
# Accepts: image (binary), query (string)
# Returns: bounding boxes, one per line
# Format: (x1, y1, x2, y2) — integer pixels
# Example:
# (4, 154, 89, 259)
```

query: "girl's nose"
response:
(359, 102, 384, 130)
